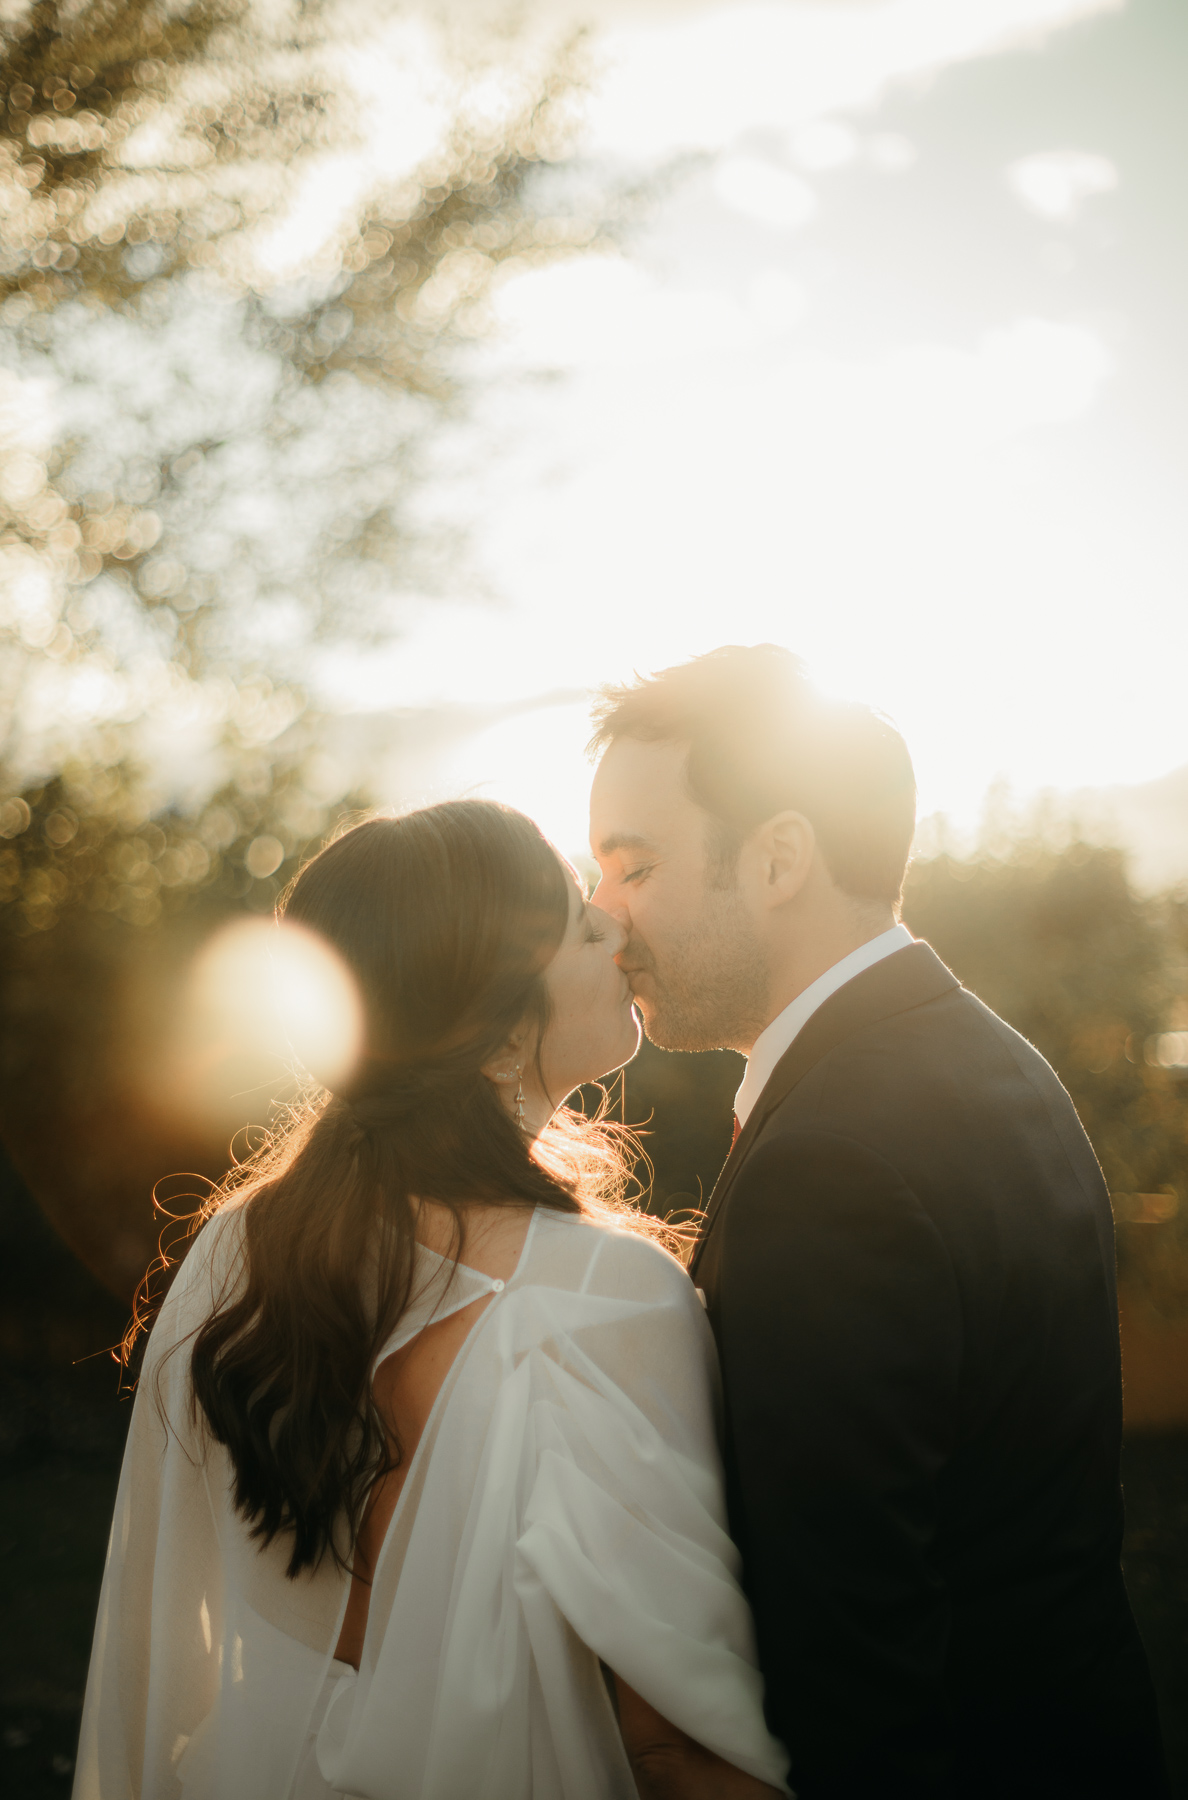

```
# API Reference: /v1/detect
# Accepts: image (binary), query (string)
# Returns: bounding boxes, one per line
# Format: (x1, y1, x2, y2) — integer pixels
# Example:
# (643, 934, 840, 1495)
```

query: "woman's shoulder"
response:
(148, 1203, 248, 1353)
(530, 1207, 700, 1309)
(518, 1209, 720, 1447)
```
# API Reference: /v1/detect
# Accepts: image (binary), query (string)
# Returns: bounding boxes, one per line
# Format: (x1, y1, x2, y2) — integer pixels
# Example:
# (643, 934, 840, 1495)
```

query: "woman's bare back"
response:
(333, 1202, 533, 1669)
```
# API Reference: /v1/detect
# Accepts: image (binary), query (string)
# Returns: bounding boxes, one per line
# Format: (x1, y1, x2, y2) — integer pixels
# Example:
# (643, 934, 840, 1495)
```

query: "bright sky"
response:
(10, 0, 1175, 867)
(301, 0, 1188, 865)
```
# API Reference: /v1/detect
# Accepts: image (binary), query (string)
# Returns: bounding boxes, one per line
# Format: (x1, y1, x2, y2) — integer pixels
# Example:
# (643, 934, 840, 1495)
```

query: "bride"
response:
(73, 800, 790, 1800)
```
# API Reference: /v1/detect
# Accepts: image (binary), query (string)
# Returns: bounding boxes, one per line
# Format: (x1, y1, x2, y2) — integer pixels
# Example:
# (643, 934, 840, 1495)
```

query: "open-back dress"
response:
(73, 1202, 790, 1799)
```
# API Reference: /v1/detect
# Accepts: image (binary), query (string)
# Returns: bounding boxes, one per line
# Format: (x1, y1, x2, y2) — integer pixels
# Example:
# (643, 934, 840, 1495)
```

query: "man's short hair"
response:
(589, 644, 917, 906)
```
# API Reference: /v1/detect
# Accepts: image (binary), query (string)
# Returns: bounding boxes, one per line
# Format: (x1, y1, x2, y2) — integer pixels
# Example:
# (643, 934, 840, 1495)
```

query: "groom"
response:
(588, 645, 1168, 1799)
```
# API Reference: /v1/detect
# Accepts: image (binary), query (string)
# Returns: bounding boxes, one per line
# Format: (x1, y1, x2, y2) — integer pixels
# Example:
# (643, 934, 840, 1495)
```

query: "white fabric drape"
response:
(74, 1204, 790, 1800)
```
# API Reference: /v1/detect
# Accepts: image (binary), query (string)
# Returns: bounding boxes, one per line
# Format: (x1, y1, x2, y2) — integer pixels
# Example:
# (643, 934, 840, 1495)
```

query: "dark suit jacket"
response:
(692, 942, 1167, 1799)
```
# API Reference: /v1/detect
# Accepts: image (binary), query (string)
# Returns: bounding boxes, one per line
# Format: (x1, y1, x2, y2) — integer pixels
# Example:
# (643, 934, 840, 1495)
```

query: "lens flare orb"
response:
(176, 917, 363, 1124)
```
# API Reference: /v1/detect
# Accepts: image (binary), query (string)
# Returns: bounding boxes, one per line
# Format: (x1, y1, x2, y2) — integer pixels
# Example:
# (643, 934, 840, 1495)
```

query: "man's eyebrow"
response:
(595, 832, 658, 858)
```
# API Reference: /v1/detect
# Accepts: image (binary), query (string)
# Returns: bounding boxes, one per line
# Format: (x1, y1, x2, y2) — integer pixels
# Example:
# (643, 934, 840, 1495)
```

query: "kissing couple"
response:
(75, 646, 1168, 1800)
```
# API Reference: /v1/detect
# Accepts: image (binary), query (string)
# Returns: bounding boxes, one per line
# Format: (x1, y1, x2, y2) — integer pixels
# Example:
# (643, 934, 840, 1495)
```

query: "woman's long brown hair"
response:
(173, 800, 655, 1578)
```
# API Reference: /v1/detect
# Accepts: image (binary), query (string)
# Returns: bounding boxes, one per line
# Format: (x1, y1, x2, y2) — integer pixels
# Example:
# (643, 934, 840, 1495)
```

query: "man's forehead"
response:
(589, 737, 696, 852)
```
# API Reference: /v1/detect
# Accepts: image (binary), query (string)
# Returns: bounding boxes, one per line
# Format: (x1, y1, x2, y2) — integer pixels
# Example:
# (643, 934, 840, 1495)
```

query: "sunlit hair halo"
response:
(590, 643, 917, 906)
(142, 799, 667, 1580)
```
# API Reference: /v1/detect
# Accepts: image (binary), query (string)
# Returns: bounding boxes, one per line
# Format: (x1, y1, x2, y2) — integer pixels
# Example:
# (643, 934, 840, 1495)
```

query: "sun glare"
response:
(172, 918, 364, 1125)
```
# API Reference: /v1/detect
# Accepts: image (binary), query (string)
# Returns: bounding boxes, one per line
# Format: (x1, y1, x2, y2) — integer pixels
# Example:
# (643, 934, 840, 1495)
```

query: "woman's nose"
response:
(590, 902, 626, 954)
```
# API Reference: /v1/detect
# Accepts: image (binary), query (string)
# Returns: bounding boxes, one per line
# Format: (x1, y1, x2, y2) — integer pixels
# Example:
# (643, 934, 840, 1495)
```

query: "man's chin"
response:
(634, 996, 717, 1056)
(629, 991, 658, 1037)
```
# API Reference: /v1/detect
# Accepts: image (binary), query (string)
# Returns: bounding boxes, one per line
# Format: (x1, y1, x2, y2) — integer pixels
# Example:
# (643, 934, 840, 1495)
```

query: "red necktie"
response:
(731, 1115, 742, 1148)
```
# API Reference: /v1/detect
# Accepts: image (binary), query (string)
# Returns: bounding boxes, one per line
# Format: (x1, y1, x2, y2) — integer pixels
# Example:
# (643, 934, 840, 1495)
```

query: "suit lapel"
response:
(690, 942, 959, 1278)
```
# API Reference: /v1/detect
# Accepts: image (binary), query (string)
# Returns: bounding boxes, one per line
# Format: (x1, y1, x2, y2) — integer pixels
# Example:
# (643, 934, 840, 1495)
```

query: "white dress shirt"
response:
(734, 924, 915, 1127)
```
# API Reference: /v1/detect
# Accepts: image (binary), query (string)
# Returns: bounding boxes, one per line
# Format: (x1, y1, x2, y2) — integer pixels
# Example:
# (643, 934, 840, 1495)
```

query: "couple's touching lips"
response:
(611, 956, 658, 1016)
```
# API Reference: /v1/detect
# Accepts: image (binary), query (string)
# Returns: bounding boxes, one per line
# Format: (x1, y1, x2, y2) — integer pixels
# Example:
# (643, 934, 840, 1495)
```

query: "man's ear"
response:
(751, 810, 816, 909)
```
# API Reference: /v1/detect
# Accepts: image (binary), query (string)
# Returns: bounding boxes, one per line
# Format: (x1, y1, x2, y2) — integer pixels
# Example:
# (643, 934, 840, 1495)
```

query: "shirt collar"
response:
(734, 924, 915, 1127)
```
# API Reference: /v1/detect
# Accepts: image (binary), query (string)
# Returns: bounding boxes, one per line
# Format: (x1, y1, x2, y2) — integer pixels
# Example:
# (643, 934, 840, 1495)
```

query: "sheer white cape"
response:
(73, 1203, 790, 1799)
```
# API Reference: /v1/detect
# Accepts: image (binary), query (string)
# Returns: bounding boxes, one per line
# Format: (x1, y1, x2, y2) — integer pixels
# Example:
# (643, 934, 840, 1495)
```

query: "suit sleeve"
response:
(717, 1129, 962, 1798)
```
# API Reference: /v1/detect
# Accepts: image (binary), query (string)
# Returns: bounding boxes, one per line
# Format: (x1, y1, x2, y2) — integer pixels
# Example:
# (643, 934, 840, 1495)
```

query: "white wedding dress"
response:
(73, 1202, 790, 1800)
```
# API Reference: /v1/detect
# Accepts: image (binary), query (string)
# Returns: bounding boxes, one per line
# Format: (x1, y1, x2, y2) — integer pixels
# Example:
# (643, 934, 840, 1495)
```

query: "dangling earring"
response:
(494, 1065, 527, 1130)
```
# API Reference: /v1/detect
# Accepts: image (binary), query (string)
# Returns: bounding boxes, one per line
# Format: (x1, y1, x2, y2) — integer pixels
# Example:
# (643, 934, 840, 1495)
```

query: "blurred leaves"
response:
(0, 0, 606, 791)
(0, 757, 333, 937)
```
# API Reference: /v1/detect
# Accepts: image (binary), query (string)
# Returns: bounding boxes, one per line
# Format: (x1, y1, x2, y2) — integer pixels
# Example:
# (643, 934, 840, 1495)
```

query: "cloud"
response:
(1007, 149, 1119, 221)
(587, 0, 1121, 158)
(713, 156, 818, 231)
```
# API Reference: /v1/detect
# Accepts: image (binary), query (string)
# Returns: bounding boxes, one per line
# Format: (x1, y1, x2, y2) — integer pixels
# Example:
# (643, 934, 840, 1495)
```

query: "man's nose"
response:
(591, 876, 630, 931)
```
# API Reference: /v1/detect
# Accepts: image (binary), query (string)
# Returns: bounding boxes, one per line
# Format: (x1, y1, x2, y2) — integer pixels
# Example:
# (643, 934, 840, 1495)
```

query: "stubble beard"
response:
(629, 895, 771, 1055)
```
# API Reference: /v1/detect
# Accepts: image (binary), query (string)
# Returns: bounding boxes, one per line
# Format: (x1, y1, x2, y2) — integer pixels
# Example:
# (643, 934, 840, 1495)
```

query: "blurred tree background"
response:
(0, 0, 607, 1305)
(2, 0, 1188, 1792)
